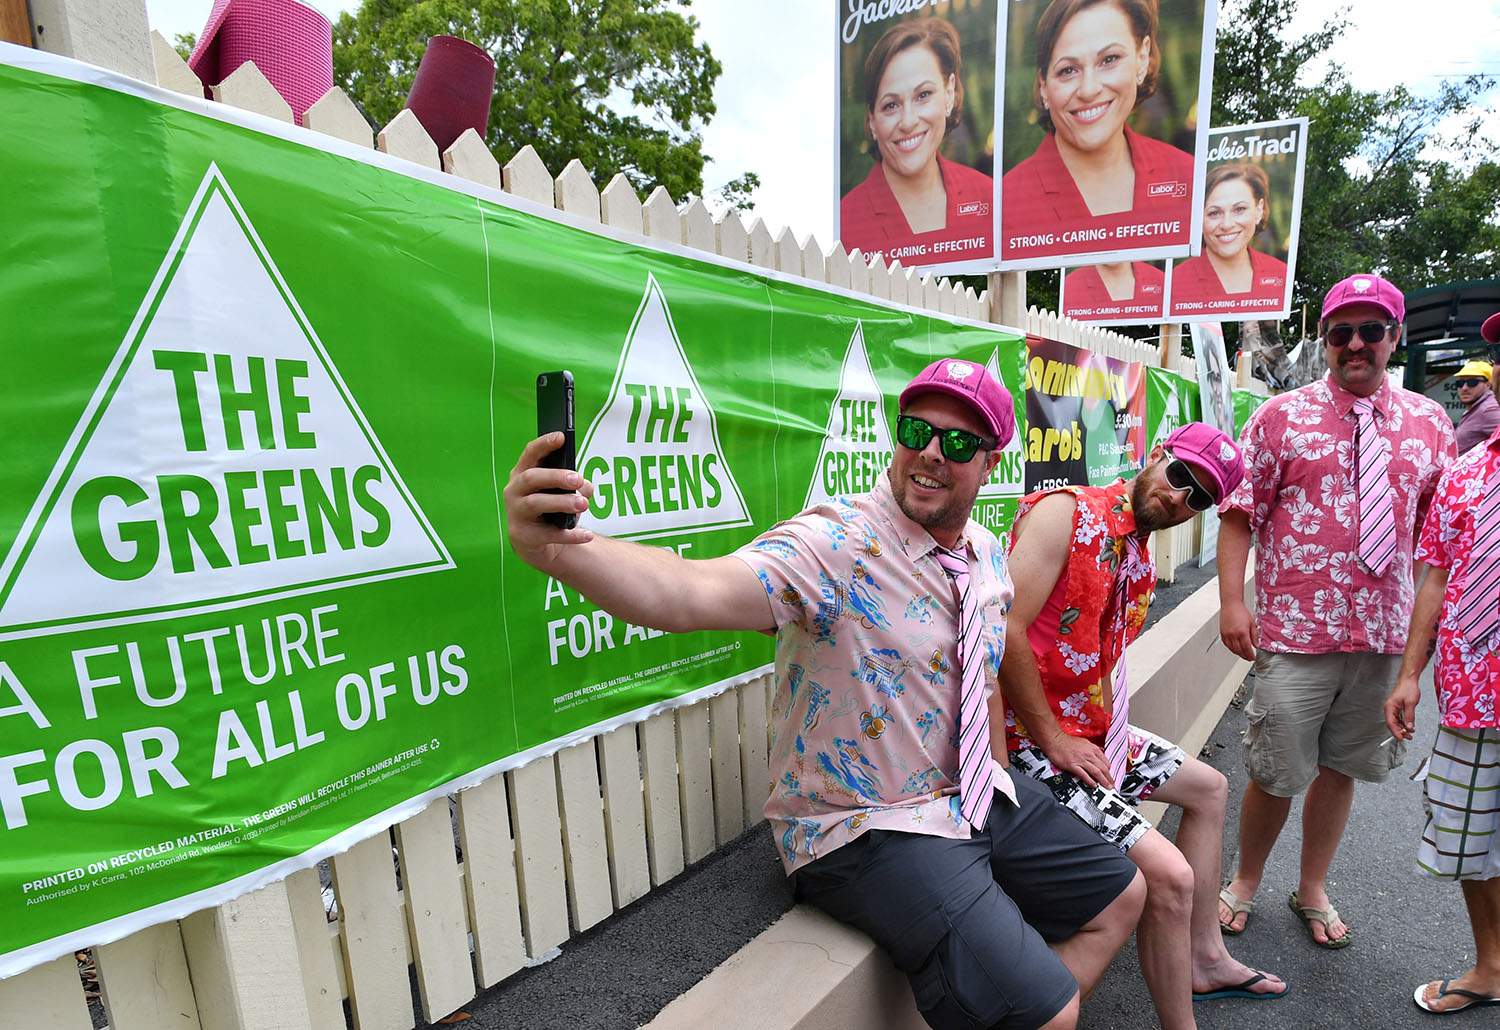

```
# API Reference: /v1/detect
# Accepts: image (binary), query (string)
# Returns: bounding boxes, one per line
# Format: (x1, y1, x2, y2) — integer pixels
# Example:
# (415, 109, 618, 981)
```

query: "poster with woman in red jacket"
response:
(1060, 259, 1169, 324)
(1167, 118, 1309, 321)
(997, 0, 1216, 270)
(837, 3, 999, 275)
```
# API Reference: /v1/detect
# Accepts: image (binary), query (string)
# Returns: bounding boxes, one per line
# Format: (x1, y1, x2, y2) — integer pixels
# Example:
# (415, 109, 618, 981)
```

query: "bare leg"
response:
(1293, 766, 1355, 944)
(1417, 876, 1500, 1011)
(1151, 760, 1286, 996)
(1052, 868, 1146, 999)
(1219, 779, 1293, 932)
(1127, 830, 1198, 1030)
(1039, 992, 1081, 1030)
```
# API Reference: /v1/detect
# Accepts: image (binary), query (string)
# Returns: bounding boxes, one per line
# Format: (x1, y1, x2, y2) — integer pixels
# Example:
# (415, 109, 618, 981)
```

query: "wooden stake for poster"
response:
(1, 0, 30, 45)
(988, 270, 1027, 328)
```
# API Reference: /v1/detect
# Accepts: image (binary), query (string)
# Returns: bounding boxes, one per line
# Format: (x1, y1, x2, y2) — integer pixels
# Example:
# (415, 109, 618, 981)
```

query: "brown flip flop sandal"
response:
(1288, 889, 1353, 949)
(1218, 886, 1253, 935)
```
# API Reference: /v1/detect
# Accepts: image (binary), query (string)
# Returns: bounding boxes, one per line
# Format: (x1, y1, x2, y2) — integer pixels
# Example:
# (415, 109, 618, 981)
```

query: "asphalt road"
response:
(1080, 663, 1475, 1030)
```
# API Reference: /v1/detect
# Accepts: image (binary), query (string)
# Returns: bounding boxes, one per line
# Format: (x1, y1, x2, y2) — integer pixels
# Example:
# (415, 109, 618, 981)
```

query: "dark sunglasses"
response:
(1455, 378, 1487, 388)
(1325, 320, 1397, 348)
(1164, 456, 1215, 512)
(896, 414, 995, 463)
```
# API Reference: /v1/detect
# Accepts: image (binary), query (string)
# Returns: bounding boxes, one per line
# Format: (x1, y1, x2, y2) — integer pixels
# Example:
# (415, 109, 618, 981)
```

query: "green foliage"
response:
(1211, 0, 1500, 334)
(714, 172, 760, 213)
(173, 32, 197, 64)
(332, 0, 728, 200)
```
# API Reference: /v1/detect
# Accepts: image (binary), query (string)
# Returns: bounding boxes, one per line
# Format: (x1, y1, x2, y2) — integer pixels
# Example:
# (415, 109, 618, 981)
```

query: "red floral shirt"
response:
(1225, 374, 1455, 654)
(1414, 426, 1500, 728)
(1005, 482, 1154, 748)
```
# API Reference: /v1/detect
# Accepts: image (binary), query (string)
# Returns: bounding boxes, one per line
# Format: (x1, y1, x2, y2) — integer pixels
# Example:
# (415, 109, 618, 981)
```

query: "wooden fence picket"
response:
(96, 922, 202, 1030)
(455, 776, 527, 987)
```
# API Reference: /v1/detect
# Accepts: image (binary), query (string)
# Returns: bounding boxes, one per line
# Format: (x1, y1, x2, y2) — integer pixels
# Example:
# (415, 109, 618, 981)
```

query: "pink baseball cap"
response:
(1320, 273, 1404, 323)
(1481, 311, 1500, 344)
(899, 359, 1016, 448)
(1163, 422, 1244, 504)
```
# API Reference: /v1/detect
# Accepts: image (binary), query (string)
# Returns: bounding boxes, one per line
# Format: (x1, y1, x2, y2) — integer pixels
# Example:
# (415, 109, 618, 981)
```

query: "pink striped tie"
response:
(933, 547, 994, 831)
(1103, 535, 1141, 783)
(1353, 397, 1397, 576)
(1456, 468, 1500, 646)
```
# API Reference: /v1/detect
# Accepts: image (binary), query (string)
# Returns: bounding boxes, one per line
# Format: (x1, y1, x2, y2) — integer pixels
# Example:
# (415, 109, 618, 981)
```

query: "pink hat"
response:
(1163, 422, 1244, 504)
(189, 0, 334, 125)
(405, 35, 497, 154)
(1320, 273, 1404, 323)
(899, 359, 1015, 448)
(1482, 311, 1500, 345)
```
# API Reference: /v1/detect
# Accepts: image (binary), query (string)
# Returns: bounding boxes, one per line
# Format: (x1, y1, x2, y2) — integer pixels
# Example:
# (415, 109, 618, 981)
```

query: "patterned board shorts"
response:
(1010, 725, 1187, 853)
(1416, 726, 1500, 881)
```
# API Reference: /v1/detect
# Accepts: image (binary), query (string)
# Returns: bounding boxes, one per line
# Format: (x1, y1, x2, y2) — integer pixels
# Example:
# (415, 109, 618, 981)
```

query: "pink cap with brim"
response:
(899, 359, 1016, 448)
(1320, 273, 1404, 323)
(1482, 311, 1500, 345)
(1163, 422, 1244, 504)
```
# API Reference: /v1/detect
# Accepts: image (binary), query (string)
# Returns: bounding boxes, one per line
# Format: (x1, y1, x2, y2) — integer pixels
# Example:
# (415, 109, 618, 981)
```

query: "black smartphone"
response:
(536, 371, 578, 530)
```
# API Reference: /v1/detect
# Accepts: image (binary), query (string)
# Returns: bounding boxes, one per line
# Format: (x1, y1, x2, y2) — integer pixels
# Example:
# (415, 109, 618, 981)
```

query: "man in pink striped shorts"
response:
(1386, 409, 1500, 1014)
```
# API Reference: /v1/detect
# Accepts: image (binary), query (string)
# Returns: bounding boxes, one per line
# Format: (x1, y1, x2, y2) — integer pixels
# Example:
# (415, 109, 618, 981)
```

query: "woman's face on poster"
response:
(1037, 3, 1149, 155)
(1202, 177, 1263, 260)
(867, 44, 955, 181)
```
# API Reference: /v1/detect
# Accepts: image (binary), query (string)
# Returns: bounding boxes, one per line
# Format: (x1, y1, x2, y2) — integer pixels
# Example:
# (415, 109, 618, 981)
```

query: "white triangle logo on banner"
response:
(976, 347, 1025, 500)
(804, 322, 894, 508)
(0, 166, 453, 640)
(577, 273, 751, 541)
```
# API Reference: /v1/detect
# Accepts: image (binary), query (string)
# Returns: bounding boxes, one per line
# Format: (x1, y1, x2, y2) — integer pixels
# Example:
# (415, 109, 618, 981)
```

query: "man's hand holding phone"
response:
(504, 433, 594, 568)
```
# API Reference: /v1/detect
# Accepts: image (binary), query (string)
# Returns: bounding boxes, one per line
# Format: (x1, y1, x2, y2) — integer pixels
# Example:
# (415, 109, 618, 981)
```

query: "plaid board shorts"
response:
(1416, 726, 1500, 881)
(1010, 725, 1187, 852)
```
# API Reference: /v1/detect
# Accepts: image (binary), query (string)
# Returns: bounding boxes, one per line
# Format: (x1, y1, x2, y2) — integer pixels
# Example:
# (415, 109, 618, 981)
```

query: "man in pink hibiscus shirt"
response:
(1384, 418, 1500, 1014)
(1215, 274, 1456, 948)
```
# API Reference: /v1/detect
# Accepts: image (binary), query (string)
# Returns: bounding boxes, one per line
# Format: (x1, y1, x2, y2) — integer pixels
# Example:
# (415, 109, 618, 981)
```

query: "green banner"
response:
(1146, 367, 1202, 452)
(1232, 389, 1267, 437)
(0, 52, 1032, 975)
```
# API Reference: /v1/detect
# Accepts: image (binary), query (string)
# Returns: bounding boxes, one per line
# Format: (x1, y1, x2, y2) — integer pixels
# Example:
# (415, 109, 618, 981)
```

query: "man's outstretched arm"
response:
(505, 434, 775, 634)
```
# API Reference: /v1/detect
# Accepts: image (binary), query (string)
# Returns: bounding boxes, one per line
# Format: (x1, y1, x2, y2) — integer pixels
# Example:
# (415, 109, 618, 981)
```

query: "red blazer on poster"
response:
(1169, 248, 1288, 314)
(840, 156, 994, 266)
(1001, 127, 1193, 261)
(1064, 262, 1165, 315)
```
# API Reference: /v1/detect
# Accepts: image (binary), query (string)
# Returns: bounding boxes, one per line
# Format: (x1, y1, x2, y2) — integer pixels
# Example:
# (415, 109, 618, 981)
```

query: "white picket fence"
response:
(0, 35, 1256, 1030)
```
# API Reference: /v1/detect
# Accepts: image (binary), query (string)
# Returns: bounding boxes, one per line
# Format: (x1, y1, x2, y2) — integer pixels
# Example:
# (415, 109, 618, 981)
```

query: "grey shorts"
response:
(791, 773, 1137, 1030)
(1243, 650, 1405, 796)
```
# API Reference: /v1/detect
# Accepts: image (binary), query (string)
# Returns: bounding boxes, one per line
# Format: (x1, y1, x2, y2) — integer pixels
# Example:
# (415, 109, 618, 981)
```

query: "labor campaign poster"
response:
(1167, 117, 1309, 321)
(835, 0, 999, 274)
(0, 48, 1036, 978)
(1023, 335, 1146, 491)
(1059, 259, 1170, 325)
(997, 0, 1217, 270)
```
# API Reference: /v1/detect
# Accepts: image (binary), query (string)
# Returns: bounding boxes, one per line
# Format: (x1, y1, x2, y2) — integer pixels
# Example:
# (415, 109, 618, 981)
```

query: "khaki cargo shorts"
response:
(1243, 650, 1405, 797)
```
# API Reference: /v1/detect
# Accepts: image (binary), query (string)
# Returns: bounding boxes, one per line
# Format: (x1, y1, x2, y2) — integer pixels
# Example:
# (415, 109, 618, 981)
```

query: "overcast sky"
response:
(146, 0, 1500, 246)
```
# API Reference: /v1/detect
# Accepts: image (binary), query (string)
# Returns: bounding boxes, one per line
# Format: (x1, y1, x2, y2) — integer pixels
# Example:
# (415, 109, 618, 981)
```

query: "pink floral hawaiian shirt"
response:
(1225, 374, 1455, 654)
(1414, 426, 1500, 728)
(732, 473, 1016, 874)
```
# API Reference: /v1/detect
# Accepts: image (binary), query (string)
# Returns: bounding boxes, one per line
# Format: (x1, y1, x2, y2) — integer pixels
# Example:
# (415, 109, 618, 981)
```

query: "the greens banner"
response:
(1232, 389, 1267, 436)
(0, 50, 1029, 977)
(1023, 336, 1146, 492)
(1146, 367, 1202, 452)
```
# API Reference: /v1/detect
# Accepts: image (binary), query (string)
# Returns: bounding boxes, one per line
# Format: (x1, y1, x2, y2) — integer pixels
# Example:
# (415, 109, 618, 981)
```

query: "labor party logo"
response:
(577, 274, 751, 540)
(0, 166, 453, 639)
(804, 323, 894, 508)
(976, 348, 1024, 500)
